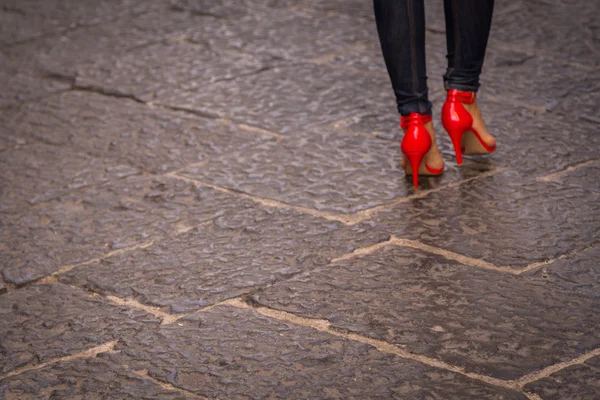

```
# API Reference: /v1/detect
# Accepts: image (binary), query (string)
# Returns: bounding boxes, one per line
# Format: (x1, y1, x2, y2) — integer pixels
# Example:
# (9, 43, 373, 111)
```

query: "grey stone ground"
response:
(0, 0, 599, 399)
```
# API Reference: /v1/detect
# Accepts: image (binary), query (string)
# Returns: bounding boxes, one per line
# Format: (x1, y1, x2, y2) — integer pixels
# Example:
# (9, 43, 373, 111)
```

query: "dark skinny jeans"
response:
(374, 0, 495, 116)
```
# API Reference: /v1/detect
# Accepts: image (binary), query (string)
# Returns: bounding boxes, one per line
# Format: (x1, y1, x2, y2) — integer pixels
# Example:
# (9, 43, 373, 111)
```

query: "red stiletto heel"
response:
(441, 90, 496, 165)
(400, 113, 441, 190)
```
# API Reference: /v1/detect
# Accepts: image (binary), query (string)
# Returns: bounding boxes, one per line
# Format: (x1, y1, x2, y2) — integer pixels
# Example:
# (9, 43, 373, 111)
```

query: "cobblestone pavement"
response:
(1, 0, 599, 399)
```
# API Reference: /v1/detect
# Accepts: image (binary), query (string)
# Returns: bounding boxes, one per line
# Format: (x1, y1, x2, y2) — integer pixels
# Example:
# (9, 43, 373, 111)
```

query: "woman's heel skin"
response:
(442, 89, 495, 164)
(400, 113, 434, 190)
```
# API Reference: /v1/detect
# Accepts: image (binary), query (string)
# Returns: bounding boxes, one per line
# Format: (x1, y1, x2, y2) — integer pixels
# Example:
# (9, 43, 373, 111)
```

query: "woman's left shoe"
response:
(441, 89, 496, 165)
(400, 113, 444, 190)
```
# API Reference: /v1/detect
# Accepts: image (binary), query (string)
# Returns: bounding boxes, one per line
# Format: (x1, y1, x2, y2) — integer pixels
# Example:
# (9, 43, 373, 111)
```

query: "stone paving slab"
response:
(171, 0, 298, 19)
(545, 160, 600, 193)
(2, 91, 275, 174)
(523, 356, 600, 400)
(252, 245, 600, 380)
(178, 129, 492, 214)
(481, 56, 599, 119)
(368, 169, 600, 268)
(102, 305, 527, 399)
(1, 6, 205, 77)
(59, 202, 387, 313)
(74, 40, 278, 103)
(185, 5, 375, 62)
(523, 244, 600, 299)
(0, 133, 26, 153)
(0, 283, 159, 376)
(476, 106, 600, 177)
(298, 0, 375, 20)
(158, 62, 394, 135)
(489, 0, 600, 68)
(0, 65, 70, 109)
(0, 0, 159, 46)
(0, 142, 140, 211)
(0, 357, 190, 400)
(0, 177, 249, 286)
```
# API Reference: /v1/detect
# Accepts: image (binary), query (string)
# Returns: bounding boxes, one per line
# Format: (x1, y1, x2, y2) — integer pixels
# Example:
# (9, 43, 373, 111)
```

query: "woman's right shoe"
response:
(441, 89, 496, 165)
(400, 113, 442, 190)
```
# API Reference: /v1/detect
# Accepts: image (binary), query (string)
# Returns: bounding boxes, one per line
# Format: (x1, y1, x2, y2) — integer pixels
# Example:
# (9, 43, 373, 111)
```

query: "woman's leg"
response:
(443, 0, 496, 153)
(374, 0, 444, 179)
(374, 0, 431, 116)
(443, 0, 494, 92)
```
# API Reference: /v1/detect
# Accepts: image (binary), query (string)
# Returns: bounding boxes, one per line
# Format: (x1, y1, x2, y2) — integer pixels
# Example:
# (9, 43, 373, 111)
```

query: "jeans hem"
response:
(398, 101, 433, 116)
(444, 82, 480, 93)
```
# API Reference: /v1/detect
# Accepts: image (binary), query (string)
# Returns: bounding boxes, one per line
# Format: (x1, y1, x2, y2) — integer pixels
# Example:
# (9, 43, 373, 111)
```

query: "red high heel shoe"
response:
(400, 113, 443, 190)
(441, 89, 496, 165)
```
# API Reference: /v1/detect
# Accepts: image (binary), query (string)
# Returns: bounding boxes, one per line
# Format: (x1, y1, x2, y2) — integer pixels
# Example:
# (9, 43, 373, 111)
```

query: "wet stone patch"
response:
(252, 245, 600, 380)
(59, 197, 388, 313)
(523, 356, 600, 400)
(178, 130, 493, 214)
(0, 177, 250, 286)
(101, 305, 527, 399)
(0, 283, 159, 376)
(0, 357, 188, 399)
(490, 0, 599, 68)
(74, 40, 278, 103)
(185, 5, 375, 62)
(523, 244, 600, 299)
(367, 170, 600, 269)
(0, 142, 140, 211)
(2, 90, 276, 174)
(158, 62, 395, 135)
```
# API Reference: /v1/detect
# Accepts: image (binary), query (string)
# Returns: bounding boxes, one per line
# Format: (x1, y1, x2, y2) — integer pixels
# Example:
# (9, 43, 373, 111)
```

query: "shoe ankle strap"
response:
(446, 89, 476, 104)
(400, 113, 432, 129)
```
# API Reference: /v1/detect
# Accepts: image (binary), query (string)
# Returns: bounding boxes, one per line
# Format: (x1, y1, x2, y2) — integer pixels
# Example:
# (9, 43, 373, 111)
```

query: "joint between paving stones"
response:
(515, 347, 600, 387)
(130, 369, 209, 399)
(220, 296, 600, 398)
(35, 240, 156, 285)
(220, 298, 526, 393)
(332, 234, 594, 278)
(103, 295, 188, 325)
(169, 168, 507, 226)
(0, 340, 118, 381)
(536, 158, 600, 183)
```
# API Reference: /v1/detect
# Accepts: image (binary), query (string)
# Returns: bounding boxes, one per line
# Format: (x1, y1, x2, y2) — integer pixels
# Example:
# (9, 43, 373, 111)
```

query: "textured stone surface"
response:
(185, 5, 374, 62)
(0, 143, 140, 211)
(523, 245, 600, 299)
(369, 170, 600, 268)
(103, 305, 526, 399)
(170, 0, 298, 18)
(159, 62, 394, 134)
(547, 161, 600, 193)
(60, 204, 387, 313)
(0, 357, 189, 400)
(475, 106, 600, 177)
(74, 40, 277, 103)
(2, 91, 275, 174)
(300, 0, 375, 20)
(179, 130, 494, 214)
(0, 0, 158, 46)
(0, 68, 70, 109)
(0, 283, 158, 376)
(482, 55, 599, 120)
(490, 0, 600, 68)
(253, 245, 600, 380)
(523, 356, 600, 400)
(1, 0, 597, 396)
(0, 177, 249, 285)
(2, 6, 200, 77)
(0, 134, 26, 153)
